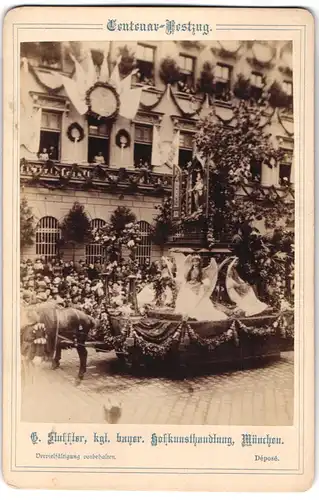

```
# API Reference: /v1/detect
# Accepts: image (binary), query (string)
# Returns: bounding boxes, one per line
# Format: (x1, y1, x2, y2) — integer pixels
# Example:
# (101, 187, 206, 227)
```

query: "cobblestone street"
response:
(21, 350, 294, 426)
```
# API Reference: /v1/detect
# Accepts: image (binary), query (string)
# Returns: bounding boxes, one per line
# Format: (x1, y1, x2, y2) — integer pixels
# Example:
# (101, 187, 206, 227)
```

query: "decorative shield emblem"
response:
(86, 82, 120, 121)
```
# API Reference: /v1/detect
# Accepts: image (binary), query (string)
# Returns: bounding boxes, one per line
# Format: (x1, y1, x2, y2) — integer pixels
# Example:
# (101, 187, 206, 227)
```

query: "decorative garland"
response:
(248, 43, 276, 70)
(186, 320, 239, 352)
(213, 104, 236, 125)
(239, 181, 294, 204)
(26, 61, 71, 95)
(95, 311, 294, 361)
(115, 129, 131, 149)
(140, 87, 167, 111)
(66, 122, 85, 143)
(21, 159, 172, 194)
(169, 86, 206, 119)
(257, 108, 276, 130)
(277, 109, 294, 137)
(212, 41, 243, 59)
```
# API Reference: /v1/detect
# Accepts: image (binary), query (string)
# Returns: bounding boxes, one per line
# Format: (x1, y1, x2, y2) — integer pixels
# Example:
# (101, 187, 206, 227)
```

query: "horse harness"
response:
(53, 307, 87, 356)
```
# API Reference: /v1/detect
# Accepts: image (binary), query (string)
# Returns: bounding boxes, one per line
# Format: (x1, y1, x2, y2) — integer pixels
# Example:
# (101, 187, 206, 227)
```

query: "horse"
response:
(21, 302, 98, 384)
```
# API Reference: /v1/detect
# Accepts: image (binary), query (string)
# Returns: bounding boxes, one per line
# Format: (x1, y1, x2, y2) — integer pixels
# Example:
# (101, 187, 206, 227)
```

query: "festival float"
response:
(93, 155, 294, 373)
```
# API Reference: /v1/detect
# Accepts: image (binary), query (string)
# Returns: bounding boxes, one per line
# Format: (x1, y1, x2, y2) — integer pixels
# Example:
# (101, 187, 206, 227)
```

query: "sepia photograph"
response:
(19, 39, 295, 426)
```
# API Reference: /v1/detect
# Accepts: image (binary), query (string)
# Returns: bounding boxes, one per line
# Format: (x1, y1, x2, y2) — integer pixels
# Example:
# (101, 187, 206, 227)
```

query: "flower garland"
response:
(88, 302, 294, 362)
(186, 321, 239, 352)
(169, 86, 206, 119)
(27, 61, 75, 94)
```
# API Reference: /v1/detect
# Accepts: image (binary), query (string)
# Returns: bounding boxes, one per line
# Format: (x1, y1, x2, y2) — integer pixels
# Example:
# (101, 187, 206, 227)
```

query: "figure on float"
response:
(137, 256, 175, 310)
(174, 254, 228, 321)
(225, 257, 269, 317)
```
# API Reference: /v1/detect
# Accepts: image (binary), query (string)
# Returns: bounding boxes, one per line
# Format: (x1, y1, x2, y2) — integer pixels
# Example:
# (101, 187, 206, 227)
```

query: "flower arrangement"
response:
(267, 81, 293, 111)
(196, 61, 214, 95)
(92, 206, 142, 262)
(159, 57, 181, 85)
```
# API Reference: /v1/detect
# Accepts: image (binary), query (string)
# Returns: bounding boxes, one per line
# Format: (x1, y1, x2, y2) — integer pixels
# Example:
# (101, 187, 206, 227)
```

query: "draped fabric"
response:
(109, 58, 121, 91)
(99, 44, 111, 81)
(61, 74, 88, 115)
(226, 258, 269, 317)
(133, 319, 181, 343)
(20, 59, 42, 153)
(26, 107, 42, 154)
(110, 311, 292, 345)
(119, 87, 143, 121)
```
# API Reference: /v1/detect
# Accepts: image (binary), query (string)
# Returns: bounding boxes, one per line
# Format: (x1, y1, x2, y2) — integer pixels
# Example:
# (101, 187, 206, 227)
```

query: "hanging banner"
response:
(167, 129, 180, 166)
(151, 125, 163, 166)
(171, 165, 182, 220)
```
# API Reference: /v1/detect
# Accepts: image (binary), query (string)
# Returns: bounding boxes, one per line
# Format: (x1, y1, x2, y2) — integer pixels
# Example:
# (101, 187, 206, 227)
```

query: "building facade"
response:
(20, 40, 294, 262)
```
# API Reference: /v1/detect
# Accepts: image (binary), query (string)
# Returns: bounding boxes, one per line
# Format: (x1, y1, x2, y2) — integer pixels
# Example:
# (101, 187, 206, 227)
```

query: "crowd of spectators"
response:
(20, 256, 158, 315)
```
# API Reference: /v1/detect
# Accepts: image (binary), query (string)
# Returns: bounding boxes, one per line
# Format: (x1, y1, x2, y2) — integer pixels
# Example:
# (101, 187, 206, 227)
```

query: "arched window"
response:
(36, 216, 60, 260)
(86, 218, 106, 265)
(136, 221, 152, 264)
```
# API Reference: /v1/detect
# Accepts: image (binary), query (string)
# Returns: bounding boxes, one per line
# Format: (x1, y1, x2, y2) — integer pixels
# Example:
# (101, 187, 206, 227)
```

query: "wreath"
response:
(115, 129, 131, 149)
(85, 81, 120, 121)
(67, 122, 85, 143)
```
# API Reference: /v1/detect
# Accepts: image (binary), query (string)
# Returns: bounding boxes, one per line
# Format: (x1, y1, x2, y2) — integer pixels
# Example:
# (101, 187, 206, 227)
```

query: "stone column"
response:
(128, 275, 138, 313)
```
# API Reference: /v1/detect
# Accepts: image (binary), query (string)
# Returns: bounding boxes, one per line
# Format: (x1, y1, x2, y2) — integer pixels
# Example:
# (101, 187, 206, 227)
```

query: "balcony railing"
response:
(20, 160, 173, 194)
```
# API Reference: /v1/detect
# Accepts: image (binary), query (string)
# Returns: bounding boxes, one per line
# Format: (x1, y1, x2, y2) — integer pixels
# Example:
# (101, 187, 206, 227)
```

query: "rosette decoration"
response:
(61, 47, 143, 121)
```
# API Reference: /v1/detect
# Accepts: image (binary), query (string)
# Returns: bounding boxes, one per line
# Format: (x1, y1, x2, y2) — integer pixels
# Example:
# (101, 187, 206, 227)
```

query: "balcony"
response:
(20, 159, 173, 195)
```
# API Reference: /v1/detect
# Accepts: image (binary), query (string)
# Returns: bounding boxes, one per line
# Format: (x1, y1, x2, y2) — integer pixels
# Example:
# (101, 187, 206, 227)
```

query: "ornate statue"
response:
(189, 171, 204, 211)
(174, 254, 228, 321)
(225, 257, 269, 317)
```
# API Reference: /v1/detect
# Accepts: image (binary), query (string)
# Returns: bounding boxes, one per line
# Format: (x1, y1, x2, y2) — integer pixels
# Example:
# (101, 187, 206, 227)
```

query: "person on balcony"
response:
(38, 148, 49, 161)
(48, 146, 57, 161)
(136, 159, 152, 184)
(93, 152, 105, 164)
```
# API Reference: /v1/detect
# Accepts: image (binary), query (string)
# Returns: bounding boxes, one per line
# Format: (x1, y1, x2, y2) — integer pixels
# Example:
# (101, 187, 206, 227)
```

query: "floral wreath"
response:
(67, 122, 85, 143)
(115, 129, 131, 149)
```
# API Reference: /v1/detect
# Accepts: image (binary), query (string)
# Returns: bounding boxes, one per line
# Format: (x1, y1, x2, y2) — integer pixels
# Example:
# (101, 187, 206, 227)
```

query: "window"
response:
(21, 42, 62, 69)
(36, 216, 61, 261)
(178, 54, 195, 91)
(251, 72, 263, 88)
(87, 119, 110, 164)
(215, 64, 231, 82)
(250, 72, 264, 101)
(39, 111, 62, 161)
(178, 132, 194, 168)
(283, 81, 293, 96)
(39, 42, 62, 69)
(86, 218, 106, 265)
(215, 63, 232, 100)
(250, 160, 262, 182)
(136, 221, 152, 264)
(136, 44, 155, 85)
(134, 124, 153, 167)
(279, 163, 291, 186)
